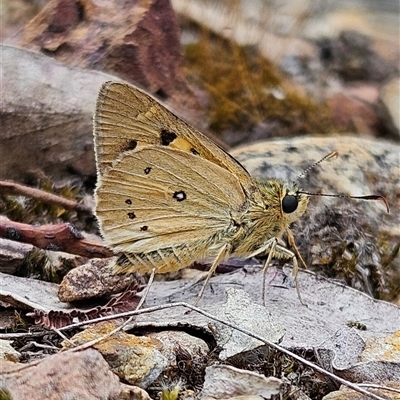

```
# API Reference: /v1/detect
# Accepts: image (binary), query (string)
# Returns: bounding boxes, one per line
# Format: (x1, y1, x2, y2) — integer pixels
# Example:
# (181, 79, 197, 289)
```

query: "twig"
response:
(359, 384, 400, 395)
(0, 331, 50, 340)
(135, 268, 155, 310)
(19, 341, 59, 352)
(52, 328, 74, 345)
(58, 302, 388, 400)
(0, 217, 114, 258)
(0, 180, 92, 214)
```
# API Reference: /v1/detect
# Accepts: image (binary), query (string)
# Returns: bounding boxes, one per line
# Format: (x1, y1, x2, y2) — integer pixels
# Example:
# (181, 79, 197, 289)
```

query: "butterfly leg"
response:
(286, 229, 307, 270)
(286, 228, 308, 306)
(248, 237, 281, 303)
(194, 244, 231, 306)
(249, 236, 306, 305)
(261, 239, 277, 304)
(267, 243, 306, 306)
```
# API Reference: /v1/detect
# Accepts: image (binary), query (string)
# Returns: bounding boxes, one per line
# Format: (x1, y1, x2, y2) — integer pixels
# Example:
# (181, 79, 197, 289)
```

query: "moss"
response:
(0, 389, 13, 400)
(9, 311, 29, 333)
(184, 30, 343, 143)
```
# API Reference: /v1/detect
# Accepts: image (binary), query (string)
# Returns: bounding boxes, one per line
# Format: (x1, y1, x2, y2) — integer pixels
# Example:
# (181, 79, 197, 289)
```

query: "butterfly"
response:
(93, 81, 387, 304)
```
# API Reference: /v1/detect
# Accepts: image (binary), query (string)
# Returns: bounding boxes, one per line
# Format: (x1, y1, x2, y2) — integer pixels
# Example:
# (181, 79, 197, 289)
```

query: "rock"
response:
(200, 364, 282, 400)
(322, 382, 400, 400)
(12, 0, 203, 124)
(0, 339, 20, 362)
(0, 348, 130, 400)
(148, 330, 209, 389)
(0, 45, 114, 181)
(381, 77, 400, 135)
(327, 91, 380, 134)
(361, 330, 400, 363)
(316, 328, 400, 382)
(58, 257, 141, 302)
(210, 288, 285, 361)
(0, 237, 35, 275)
(319, 30, 396, 82)
(64, 321, 168, 387)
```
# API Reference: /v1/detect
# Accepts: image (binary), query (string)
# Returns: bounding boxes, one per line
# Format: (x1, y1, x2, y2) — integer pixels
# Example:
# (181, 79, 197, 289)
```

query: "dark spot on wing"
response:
(122, 140, 137, 152)
(191, 148, 200, 155)
(144, 167, 152, 174)
(125, 199, 132, 205)
(160, 129, 177, 145)
(140, 226, 148, 231)
(127, 212, 136, 219)
(173, 190, 186, 202)
(287, 146, 298, 153)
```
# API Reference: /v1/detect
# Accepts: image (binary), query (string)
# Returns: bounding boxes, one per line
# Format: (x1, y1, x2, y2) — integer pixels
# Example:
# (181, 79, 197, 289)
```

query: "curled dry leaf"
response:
(28, 281, 141, 329)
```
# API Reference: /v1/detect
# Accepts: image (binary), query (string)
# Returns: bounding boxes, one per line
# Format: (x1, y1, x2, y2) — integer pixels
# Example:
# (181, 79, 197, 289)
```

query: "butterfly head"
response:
(256, 179, 309, 229)
(280, 181, 309, 224)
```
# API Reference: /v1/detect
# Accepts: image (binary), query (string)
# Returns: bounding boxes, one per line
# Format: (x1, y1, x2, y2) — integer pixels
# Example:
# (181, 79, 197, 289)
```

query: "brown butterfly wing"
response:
(94, 81, 257, 194)
(95, 146, 247, 257)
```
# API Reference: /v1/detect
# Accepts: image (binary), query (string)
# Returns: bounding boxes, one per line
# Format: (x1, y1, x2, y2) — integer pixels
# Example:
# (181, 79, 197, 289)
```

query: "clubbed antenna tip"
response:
(298, 191, 390, 213)
(296, 151, 338, 181)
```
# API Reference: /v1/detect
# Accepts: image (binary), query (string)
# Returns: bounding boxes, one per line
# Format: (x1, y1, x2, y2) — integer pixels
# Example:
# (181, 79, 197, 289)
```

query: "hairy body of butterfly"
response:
(94, 82, 309, 300)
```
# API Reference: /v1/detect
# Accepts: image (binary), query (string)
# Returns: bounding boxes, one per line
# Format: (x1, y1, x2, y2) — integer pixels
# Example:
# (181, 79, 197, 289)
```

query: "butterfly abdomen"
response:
(113, 240, 216, 274)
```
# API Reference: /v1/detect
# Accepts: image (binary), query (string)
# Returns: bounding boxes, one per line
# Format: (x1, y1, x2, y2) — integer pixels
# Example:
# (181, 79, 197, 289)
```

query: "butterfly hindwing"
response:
(95, 146, 247, 255)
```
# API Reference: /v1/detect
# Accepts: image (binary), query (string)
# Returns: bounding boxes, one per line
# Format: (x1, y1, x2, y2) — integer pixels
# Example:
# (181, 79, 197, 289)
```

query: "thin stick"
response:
(53, 327, 74, 345)
(359, 384, 400, 395)
(136, 268, 155, 310)
(0, 180, 92, 214)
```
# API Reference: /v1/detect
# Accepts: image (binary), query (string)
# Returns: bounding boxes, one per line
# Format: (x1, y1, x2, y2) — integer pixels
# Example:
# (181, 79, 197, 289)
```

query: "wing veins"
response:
(105, 213, 227, 231)
(132, 148, 235, 201)
(106, 154, 230, 201)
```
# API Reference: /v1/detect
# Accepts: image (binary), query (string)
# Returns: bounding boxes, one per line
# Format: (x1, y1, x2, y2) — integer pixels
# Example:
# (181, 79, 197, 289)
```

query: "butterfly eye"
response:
(282, 194, 298, 214)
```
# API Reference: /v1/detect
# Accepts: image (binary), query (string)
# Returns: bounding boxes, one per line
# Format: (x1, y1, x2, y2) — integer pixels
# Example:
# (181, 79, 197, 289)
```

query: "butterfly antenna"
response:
(298, 191, 390, 213)
(295, 150, 389, 213)
(295, 151, 338, 181)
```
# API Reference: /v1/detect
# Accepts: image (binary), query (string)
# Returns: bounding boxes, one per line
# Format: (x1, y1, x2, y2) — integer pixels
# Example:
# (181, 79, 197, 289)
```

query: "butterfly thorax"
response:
(230, 179, 309, 256)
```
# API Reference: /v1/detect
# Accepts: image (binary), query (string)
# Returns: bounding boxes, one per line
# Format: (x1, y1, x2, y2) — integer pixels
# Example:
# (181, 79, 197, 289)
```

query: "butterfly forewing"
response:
(94, 82, 257, 194)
